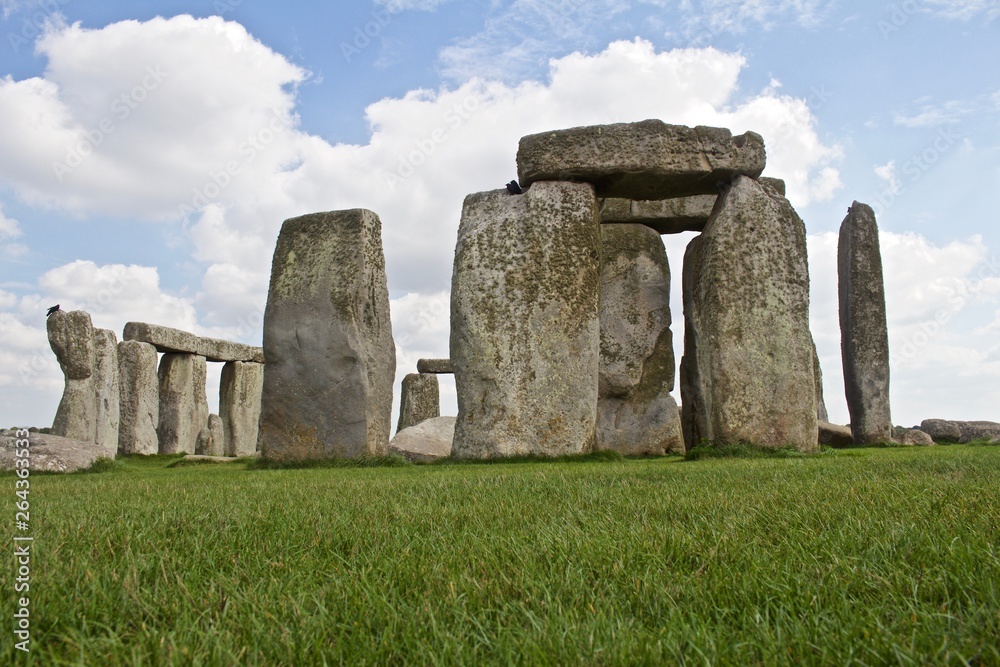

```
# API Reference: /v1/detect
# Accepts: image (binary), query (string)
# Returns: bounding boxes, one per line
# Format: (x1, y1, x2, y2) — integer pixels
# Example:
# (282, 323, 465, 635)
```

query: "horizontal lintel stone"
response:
(416, 358, 453, 374)
(123, 322, 264, 363)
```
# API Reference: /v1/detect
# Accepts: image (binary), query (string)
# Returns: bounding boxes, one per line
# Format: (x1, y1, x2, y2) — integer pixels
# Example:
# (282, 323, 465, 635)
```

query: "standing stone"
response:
(92, 329, 120, 458)
(259, 209, 396, 460)
(117, 340, 159, 455)
(597, 224, 683, 455)
(451, 181, 601, 459)
(839, 202, 891, 444)
(397, 373, 440, 433)
(196, 413, 225, 456)
(47, 310, 97, 442)
(680, 176, 817, 451)
(220, 361, 264, 457)
(157, 353, 208, 455)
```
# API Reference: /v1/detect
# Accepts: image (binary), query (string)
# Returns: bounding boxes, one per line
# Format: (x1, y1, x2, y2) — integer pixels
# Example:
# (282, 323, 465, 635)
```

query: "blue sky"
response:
(0, 0, 998, 431)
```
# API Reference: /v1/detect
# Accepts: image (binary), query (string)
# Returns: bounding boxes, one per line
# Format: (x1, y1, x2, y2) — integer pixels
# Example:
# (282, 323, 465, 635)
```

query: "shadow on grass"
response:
(246, 455, 412, 471)
(684, 443, 837, 461)
(431, 449, 627, 466)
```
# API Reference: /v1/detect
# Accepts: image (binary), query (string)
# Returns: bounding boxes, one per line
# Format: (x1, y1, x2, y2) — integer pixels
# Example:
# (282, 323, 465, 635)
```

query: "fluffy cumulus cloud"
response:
(808, 231, 1000, 426)
(6, 14, 990, 430)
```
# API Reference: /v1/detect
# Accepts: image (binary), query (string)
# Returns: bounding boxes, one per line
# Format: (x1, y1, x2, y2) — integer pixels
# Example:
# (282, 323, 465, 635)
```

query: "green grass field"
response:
(4, 445, 999, 665)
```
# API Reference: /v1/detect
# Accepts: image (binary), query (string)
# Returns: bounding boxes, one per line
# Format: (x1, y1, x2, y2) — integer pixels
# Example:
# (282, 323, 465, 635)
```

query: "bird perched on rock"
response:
(506, 180, 524, 195)
(46, 304, 60, 317)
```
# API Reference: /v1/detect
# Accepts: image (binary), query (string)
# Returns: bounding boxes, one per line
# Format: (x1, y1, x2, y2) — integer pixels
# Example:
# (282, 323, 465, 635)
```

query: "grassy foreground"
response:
(3, 446, 999, 665)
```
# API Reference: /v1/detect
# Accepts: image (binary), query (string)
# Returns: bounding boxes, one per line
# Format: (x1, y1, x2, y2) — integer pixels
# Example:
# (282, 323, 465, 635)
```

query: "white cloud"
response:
(807, 230, 1000, 426)
(0, 203, 27, 259)
(923, 0, 1000, 20)
(893, 100, 973, 128)
(874, 160, 901, 195)
(376, 0, 455, 11)
(674, 0, 834, 42)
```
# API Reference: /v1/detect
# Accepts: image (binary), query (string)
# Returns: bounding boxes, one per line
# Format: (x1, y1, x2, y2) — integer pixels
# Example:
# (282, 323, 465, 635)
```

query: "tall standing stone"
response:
(839, 201, 891, 444)
(92, 329, 120, 458)
(220, 361, 264, 457)
(397, 373, 440, 433)
(157, 353, 208, 455)
(680, 176, 817, 451)
(47, 310, 97, 442)
(597, 224, 683, 455)
(259, 209, 396, 460)
(451, 181, 601, 459)
(811, 337, 830, 423)
(117, 340, 159, 455)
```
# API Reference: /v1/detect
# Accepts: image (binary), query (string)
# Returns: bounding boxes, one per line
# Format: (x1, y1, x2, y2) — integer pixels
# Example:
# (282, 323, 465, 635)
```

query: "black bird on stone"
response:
(46, 304, 60, 317)
(506, 180, 524, 195)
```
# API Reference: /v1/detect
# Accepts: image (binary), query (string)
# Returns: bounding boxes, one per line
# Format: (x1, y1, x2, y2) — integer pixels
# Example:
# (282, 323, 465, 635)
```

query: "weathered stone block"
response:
(157, 353, 208, 455)
(680, 176, 817, 451)
(517, 120, 765, 200)
(397, 373, 440, 433)
(47, 310, 96, 441)
(259, 209, 396, 460)
(599, 195, 716, 234)
(451, 182, 601, 458)
(389, 416, 455, 463)
(219, 361, 263, 457)
(117, 340, 159, 455)
(416, 358, 453, 374)
(92, 329, 120, 458)
(123, 321, 264, 363)
(839, 202, 891, 444)
(597, 224, 683, 455)
(196, 413, 225, 456)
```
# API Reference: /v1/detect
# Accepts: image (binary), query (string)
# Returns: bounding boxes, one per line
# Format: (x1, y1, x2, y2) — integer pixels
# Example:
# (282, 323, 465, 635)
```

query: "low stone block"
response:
(599, 195, 716, 234)
(389, 416, 455, 463)
(196, 413, 225, 457)
(517, 120, 765, 200)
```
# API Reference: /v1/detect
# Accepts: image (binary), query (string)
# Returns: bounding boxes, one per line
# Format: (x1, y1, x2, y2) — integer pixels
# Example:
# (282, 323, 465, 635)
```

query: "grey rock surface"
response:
(389, 416, 455, 463)
(157, 353, 208, 455)
(839, 202, 892, 444)
(196, 413, 225, 457)
(416, 358, 453, 374)
(517, 120, 765, 200)
(47, 309, 96, 441)
(680, 176, 817, 451)
(220, 361, 263, 457)
(0, 429, 108, 473)
(758, 177, 787, 197)
(92, 329, 120, 458)
(818, 421, 854, 448)
(451, 182, 601, 459)
(117, 340, 160, 455)
(598, 195, 716, 234)
(259, 209, 396, 460)
(123, 321, 264, 363)
(919, 419, 1000, 443)
(397, 373, 440, 433)
(894, 428, 935, 446)
(597, 223, 683, 455)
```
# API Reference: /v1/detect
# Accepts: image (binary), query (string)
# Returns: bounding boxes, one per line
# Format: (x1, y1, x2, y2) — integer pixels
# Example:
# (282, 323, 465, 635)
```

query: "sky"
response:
(0, 0, 998, 433)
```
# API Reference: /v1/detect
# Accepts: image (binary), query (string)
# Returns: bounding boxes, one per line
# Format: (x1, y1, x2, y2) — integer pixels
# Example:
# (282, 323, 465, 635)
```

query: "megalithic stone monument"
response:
(396, 373, 440, 433)
(157, 353, 209, 455)
(597, 223, 683, 455)
(220, 360, 264, 457)
(680, 175, 818, 451)
(46, 309, 97, 442)
(117, 340, 159, 455)
(838, 201, 891, 444)
(451, 181, 601, 458)
(92, 328, 121, 458)
(258, 209, 396, 460)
